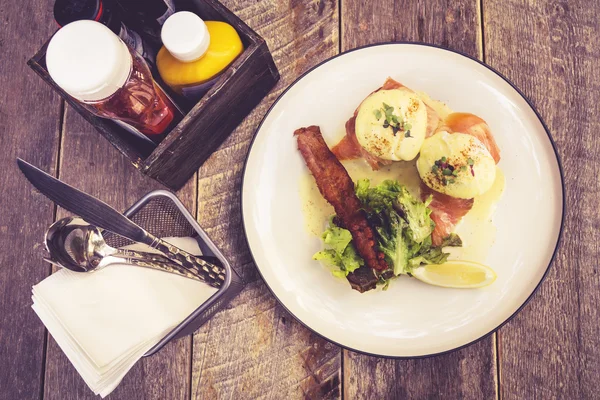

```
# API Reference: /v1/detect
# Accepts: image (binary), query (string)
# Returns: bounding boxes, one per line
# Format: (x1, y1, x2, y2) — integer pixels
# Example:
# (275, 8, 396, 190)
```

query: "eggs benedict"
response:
(417, 131, 496, 199)
(354, 89, 428, 161)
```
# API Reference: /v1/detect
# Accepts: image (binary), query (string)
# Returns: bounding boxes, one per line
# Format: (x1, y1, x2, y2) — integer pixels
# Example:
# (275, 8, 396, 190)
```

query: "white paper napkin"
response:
(32, 237, 218, 397)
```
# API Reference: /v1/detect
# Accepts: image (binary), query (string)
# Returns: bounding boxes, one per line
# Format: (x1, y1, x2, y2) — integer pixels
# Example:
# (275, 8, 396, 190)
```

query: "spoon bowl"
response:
(44, 217, 92, 272)
(44, 217, 222, 283)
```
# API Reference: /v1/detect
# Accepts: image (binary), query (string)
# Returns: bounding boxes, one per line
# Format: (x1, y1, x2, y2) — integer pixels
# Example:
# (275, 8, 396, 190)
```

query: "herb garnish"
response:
(431, 157, 468, 185)
(373, 103, 412, 137)
(467, 158, 475, 176)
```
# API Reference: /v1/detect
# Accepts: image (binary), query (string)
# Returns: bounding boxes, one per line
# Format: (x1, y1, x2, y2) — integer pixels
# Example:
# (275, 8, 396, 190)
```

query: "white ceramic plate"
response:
(242, 43, 564, 357)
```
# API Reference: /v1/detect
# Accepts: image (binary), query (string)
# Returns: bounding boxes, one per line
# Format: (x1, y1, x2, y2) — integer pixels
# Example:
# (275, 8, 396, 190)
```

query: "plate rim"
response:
(240, 41, 566, 359)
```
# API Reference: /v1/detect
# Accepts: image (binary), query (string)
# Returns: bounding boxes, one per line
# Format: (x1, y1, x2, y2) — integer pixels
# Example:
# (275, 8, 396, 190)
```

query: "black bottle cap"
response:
(54, 0, 102, 27)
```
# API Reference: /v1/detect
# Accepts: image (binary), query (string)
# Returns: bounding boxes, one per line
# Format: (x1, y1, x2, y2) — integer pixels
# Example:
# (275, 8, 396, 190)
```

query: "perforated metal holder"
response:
(102, 190, 244, 356)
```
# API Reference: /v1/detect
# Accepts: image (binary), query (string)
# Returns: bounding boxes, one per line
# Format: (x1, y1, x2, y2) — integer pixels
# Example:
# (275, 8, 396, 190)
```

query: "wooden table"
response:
(1, 0, 597, 398)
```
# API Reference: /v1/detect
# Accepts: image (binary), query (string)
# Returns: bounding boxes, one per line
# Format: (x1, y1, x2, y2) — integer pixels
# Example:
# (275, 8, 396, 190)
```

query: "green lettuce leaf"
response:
(408, 249, 449, 269)
(355, 179, 434, 244)
(408, 233, 463, 269)
(313, 249, 341, 266)
(440, 233, 463, 248)
(340, 244, 364, 272)
(394, 186, 434, 244)
(356, 179, 437, 275)
(374, 211, 409, 276)
(321, 225, 352, 254)
(355, 179, 402, 213)
(313, 221, 364, 277)
(316, 179, 463, 283)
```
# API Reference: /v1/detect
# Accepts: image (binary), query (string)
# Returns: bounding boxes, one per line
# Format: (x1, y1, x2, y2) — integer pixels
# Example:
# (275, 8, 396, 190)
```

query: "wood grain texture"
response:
(484, 0, 600, 398)
(190, 0, 342, 398)
(42, 106, 197, 400)
(342, 1, 497, 399)
(0, 0, 61, 398)
(345, 340, 496, 399)
(341, 0, 481, 55)
(6, 0, 600, 398)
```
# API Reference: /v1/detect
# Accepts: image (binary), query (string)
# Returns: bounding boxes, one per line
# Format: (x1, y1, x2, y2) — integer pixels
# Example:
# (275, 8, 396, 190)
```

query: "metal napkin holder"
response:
(102, 190, 244, 356)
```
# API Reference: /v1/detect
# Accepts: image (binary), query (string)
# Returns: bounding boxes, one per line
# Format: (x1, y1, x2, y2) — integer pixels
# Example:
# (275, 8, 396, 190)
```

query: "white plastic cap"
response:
(161, 11, 210, 62)
(46, 20, 132, 102)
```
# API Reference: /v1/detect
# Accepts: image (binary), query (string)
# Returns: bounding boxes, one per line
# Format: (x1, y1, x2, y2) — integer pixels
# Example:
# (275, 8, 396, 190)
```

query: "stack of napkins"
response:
(32, 237, 218, 397)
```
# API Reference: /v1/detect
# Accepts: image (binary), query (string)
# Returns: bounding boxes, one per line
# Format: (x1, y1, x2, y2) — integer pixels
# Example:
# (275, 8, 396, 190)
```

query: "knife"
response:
(17, 158, 225, 287)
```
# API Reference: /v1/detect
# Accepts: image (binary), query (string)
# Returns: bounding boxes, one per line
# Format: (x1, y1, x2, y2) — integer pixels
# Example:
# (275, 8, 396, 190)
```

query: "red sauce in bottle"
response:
(87, 50, 175, 135)
(46, 20, 176, 138)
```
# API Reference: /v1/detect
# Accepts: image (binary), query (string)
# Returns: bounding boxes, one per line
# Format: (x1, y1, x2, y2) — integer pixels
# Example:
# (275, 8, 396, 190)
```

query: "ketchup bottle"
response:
(46, 20, 175, 137)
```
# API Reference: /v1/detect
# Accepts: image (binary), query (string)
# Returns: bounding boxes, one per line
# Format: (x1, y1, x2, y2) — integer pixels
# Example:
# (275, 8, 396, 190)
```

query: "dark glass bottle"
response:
(117, 0, 175, 43)
(53, 0, 155, 65)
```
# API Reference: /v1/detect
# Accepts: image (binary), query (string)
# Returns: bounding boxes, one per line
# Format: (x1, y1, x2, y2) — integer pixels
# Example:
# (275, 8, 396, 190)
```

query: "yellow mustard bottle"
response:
(157, 11, 243, 100)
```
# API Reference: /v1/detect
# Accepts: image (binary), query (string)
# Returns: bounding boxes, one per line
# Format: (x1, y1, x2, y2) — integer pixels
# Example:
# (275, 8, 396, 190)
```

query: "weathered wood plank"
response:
(345, 340, 496, 399)
(0, 0, 61, 398)
(341, 0, 481, 55)
(42, 107, 197, 400)
(190, 0, 342, 398)
(483, 0, 600, 398)
(342, 1, 498, 399)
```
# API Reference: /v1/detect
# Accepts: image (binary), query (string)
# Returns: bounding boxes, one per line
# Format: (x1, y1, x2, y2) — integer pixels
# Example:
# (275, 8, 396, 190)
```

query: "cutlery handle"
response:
(147, 235, 226, 288)
(116, 248, 224, 271)
(126, 258, 206, 282)
(116, 248, 182, 264)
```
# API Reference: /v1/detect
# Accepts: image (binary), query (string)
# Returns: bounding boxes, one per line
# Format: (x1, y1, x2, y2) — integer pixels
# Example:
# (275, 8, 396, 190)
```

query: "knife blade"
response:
(17, 158, 149, 243)
(17, 158, 225, 287)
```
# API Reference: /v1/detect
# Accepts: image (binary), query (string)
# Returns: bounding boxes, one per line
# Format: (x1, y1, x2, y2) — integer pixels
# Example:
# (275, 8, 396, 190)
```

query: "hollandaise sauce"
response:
(451, 167, 505, 262)
(299, 96, 504, 264)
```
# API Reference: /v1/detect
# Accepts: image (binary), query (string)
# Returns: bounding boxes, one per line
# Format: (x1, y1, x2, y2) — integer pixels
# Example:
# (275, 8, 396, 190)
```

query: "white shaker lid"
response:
(161, 11, 210, 62)
(46, 20, 132, 102)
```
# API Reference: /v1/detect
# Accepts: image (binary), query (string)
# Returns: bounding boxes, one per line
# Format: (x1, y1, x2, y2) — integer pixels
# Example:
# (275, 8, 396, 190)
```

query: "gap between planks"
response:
(477, 0, 486, 63)
(477, 0, 501, 397)
(39, 99, 67, 400)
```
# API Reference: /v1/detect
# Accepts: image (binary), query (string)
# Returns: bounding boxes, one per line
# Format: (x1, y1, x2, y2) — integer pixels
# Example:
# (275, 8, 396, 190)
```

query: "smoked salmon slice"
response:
(421, 183, 474, 246)
(439, 112, 501, 163)
(332, 116, 392, 170)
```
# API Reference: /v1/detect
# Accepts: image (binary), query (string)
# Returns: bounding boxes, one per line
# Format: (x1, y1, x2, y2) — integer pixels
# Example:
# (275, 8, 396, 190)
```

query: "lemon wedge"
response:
(412, 261, 497, 288)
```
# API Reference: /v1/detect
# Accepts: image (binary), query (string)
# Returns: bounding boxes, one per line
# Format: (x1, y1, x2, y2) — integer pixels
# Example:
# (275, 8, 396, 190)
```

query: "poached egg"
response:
(355, 89, 428, 161)
(417, 131, 496, 199)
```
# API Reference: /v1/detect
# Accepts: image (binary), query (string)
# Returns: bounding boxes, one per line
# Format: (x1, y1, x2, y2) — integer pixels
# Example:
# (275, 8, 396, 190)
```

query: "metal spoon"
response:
(44, 217, 220, 282)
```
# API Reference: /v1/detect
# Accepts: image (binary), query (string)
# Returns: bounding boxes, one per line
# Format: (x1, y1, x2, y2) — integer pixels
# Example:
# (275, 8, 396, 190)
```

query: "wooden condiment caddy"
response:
(28, 0, 279, 190)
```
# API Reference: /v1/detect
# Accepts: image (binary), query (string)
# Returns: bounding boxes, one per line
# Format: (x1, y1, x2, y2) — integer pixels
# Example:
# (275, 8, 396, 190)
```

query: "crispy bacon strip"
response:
(295, 126, 388, 272)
